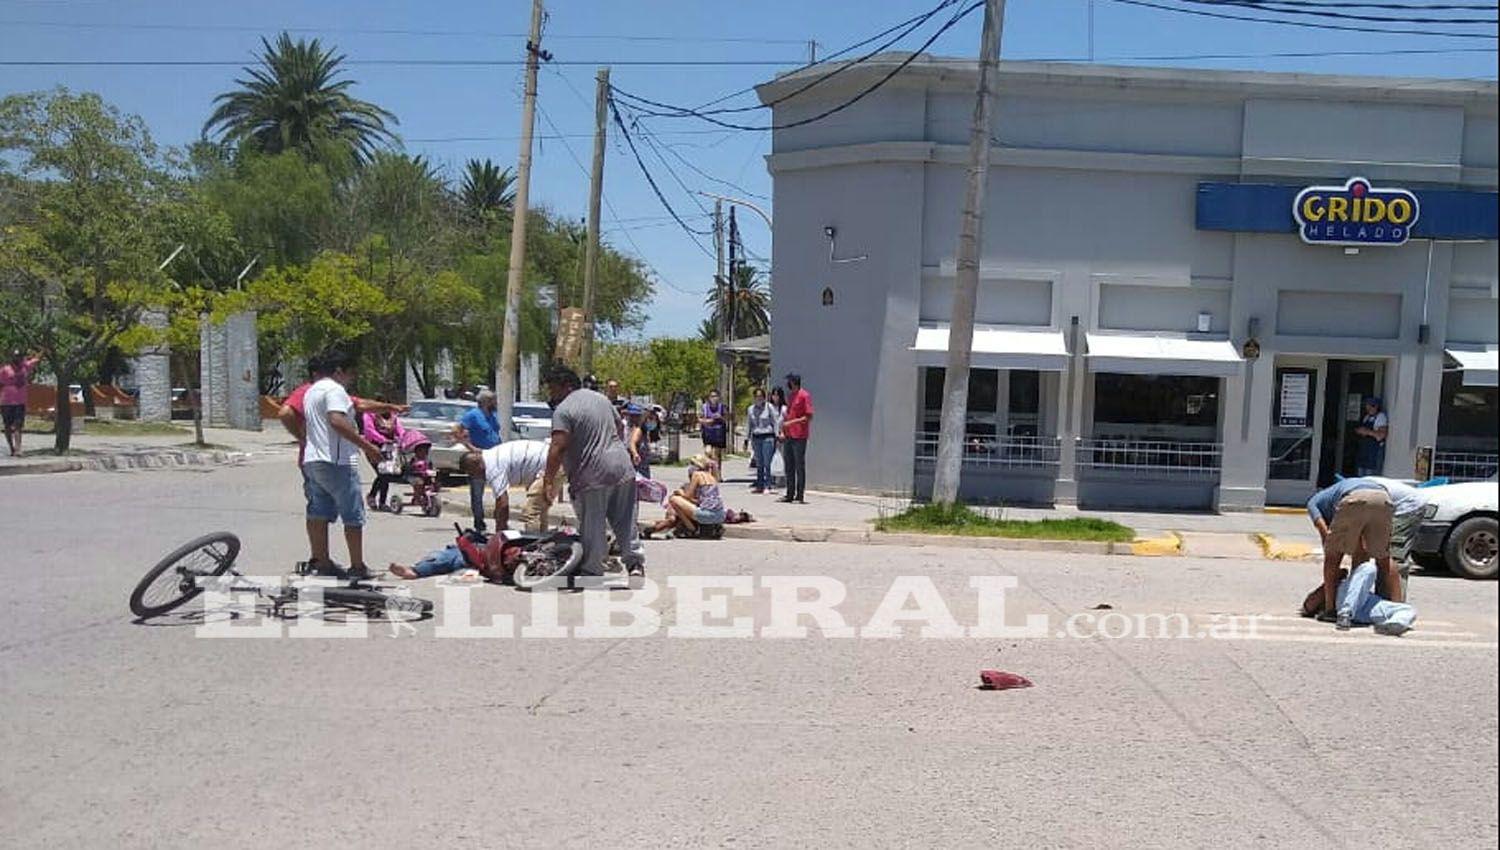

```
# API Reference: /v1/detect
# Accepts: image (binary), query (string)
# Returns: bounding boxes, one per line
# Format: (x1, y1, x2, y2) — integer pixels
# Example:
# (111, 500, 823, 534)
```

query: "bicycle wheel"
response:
(511, 539, 585, 590)
(129, 532, 241, 619)
(319, 587, 433, 618)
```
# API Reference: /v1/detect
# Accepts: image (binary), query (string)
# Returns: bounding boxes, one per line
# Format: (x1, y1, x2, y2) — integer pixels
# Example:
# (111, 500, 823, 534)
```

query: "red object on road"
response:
(978, 670, 1034, 690)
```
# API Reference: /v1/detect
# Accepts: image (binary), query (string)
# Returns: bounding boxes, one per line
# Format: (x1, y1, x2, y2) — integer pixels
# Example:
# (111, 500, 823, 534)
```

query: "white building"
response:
(757, 55, 1498, 510)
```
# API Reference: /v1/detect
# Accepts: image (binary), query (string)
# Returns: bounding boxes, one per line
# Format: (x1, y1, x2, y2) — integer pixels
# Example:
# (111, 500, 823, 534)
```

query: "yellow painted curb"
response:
(1262, 506, 1306, 516)
(1254, 533, 1318, 561)
(1128, 531, 1182, 557)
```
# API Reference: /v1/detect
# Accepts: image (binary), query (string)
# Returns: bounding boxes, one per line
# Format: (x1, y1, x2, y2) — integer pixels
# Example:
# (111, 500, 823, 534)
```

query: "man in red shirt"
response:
(779, 372, 814, 504)
(276, 356, 402, 465)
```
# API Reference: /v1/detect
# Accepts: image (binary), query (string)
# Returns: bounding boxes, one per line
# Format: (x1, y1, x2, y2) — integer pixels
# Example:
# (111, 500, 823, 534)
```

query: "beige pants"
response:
(518, 474, 560, 531)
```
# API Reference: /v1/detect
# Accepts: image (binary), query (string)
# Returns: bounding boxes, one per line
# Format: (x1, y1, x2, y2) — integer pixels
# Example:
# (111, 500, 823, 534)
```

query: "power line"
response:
(1179, 1, 1499, 11)
(1104, 0, 1499, 37)
(1174, 0, 1497, 25)
(610, 0, 986, 132)
(0, 58, 815, 67)
(533, 101, 702, 296)
(0, 18, 809, 43)
(608, 99, 720, 261)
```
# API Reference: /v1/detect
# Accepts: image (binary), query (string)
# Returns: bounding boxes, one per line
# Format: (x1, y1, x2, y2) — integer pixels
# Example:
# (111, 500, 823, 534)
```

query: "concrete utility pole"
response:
(713, 199, 728, 402)
(497, 0, 545, 423)
(932, 0, 1004, 505)
(579, 66, 609, 377)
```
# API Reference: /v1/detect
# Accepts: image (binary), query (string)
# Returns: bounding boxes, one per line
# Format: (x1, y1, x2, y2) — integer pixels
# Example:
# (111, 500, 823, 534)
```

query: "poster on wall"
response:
(1279, 372, 1311, 428)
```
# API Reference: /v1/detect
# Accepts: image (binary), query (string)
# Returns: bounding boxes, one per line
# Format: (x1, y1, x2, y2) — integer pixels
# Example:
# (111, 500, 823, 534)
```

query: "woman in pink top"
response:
(361, 407, 406, 508)
(1, 350, 41, 457)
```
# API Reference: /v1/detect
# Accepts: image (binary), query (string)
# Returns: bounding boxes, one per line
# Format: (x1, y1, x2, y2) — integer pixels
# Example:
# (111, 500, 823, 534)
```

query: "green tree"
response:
(459, 158, 515, 222)
(198, 150, 337, 268)
(0, 89, 178, 452)
(704, 263, 771, 340)
(222, 251, 399, 370)
(203, 33, 397, 167)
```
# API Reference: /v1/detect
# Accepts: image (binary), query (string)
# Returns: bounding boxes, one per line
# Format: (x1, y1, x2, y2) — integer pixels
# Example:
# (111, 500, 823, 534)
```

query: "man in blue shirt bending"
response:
(456, 389, 503, 531)
(1307, 477, 1401, 625)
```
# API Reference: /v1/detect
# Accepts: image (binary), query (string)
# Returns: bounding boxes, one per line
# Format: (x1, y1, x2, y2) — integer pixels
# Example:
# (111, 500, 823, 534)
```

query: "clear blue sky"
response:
(2, 0, 1495, 338)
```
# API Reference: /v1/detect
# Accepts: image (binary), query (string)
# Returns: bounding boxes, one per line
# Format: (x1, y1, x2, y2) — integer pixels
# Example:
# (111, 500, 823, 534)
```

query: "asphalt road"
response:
(2, 457, 1496, 849)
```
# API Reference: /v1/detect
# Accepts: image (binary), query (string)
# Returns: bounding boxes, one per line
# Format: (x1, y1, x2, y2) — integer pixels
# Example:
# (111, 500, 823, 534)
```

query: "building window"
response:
(921, 367, 998, 436)
(1092, 374, 1220, 438)
(1008, 370, 1041, 437)
(1437, 372, 1499, 453)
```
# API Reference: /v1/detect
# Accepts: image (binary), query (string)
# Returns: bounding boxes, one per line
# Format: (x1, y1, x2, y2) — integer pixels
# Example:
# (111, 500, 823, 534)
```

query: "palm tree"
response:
(704, 263, 771, 340)
(203, 33, 397, 166)
(459, 158, 515, 220)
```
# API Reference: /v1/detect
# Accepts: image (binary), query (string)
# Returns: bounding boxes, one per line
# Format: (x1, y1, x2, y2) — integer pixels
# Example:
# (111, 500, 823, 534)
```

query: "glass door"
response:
(1266, 358, 1324, 505)
(1332, 362, 1384, 479)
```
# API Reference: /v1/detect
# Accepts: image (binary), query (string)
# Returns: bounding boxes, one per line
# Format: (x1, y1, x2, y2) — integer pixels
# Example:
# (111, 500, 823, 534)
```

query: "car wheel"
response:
(1443, 516, 1499, 580)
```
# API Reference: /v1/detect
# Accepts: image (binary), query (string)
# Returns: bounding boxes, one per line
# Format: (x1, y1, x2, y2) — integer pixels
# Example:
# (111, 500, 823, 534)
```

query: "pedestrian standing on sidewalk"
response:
(300, 349, 384, 579)
(780, 373, 814, 504)
(699, 390, 728, 465)
(456, 389, 503, 533)
(747, 388, 781, 494)
(768, 386, 789, 491)
(541, 365, 645, 578)
(1, 349, 41, 457)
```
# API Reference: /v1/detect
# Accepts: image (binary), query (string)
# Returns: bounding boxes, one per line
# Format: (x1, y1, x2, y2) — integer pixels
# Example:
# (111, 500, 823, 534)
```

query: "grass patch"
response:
(875, 502, 1135, 542)
(81, 419, 190, 436)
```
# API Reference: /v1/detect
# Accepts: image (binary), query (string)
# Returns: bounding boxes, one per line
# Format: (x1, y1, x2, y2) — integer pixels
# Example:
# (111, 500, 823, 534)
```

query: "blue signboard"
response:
(1293, 177, 1419, 246)
(1197, 181, 1498, 242)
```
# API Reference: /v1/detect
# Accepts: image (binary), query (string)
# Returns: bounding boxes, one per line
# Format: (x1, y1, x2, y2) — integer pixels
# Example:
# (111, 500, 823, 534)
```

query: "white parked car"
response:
(399, 399, 476, 473)
(1410, 480, 1499, 580)
(510, 401, 553, 442)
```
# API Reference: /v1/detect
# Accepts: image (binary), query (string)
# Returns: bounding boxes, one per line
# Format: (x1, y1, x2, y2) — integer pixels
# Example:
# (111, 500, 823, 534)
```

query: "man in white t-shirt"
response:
(459, 439, 559, 531)
(300, 350, 383, 578)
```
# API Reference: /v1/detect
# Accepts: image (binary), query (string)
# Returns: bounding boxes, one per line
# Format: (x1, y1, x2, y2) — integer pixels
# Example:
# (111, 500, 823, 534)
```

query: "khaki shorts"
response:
(1326, 488, 1393, 560)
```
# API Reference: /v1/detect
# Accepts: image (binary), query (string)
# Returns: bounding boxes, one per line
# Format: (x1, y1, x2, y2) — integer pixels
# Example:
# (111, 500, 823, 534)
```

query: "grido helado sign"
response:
(1293, 176, 1420, 247)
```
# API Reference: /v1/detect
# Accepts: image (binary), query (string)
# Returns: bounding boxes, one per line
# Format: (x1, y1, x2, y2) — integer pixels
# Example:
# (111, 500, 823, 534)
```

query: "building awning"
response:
(1446, 345, 1499, 387)
(911, 324, 1069, 371)
(716, 334, 771, 362)
(1085, 333, 1243, 378)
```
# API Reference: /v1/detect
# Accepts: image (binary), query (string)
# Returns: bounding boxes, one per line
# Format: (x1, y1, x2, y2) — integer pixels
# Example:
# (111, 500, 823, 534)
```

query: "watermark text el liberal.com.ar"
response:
(194, 574, 1271, 640)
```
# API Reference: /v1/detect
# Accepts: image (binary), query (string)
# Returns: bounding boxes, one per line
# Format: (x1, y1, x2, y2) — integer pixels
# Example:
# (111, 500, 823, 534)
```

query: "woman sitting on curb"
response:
(643, 454, 725, 538)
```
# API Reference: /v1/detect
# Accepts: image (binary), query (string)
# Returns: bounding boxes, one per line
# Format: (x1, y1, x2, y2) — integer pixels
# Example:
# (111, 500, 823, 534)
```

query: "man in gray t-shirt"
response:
(542, 366, 644, 578)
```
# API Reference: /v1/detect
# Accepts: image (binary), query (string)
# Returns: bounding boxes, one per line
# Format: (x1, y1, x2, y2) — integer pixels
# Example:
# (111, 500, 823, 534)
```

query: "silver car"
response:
(400, 399, 476, 472)
(511, 401, 554, 442)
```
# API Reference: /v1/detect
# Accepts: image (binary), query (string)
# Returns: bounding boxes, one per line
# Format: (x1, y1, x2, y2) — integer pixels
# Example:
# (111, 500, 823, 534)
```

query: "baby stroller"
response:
(386, 430, 442, 517)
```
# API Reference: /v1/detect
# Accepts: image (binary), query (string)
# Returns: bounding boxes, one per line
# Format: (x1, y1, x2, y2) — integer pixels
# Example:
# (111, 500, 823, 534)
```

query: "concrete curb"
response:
(1125, 531, 1184, 557)
(1254, 532, 1320, 561)
(0, 449, 251, 477)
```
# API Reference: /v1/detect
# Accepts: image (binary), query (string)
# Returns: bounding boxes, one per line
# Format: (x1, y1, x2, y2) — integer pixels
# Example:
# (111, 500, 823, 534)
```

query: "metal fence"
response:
(1432, 450, 1499, 482)
(1076, 437, 1223, 476)
(913, 432, 1062, 469)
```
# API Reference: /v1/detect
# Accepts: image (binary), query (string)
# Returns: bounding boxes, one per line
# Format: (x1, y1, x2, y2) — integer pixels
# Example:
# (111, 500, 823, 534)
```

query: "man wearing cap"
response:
(541, 364, 645, 578)
(780, 372, 814, 504)
(1353, 396, 1388, 476)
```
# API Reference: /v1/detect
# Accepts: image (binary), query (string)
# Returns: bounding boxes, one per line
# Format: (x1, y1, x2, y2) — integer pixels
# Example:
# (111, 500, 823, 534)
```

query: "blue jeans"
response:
(412, 545, 468, 578)
(303, 461, 366, 527)
(1337, 561, 1416, 630)
(470, 475, 488, 531)
(751, 434, 775, 489)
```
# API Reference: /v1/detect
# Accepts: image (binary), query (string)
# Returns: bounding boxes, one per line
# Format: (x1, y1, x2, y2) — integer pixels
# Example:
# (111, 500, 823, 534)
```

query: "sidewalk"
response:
(0, 421, 295, 476)
(448, 442, 1322, 561)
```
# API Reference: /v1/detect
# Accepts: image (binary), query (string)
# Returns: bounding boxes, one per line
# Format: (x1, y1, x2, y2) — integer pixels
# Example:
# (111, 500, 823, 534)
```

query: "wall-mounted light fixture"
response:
(824, 225, 867, 264)
(1197, 311, 1213, 333)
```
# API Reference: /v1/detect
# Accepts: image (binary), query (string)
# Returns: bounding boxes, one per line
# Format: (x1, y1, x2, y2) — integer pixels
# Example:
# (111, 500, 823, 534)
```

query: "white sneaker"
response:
(1374, 620, 1411, 636)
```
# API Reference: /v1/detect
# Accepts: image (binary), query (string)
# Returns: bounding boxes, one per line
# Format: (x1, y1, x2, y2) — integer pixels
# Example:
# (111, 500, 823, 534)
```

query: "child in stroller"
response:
(385, 430, 442, 517)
